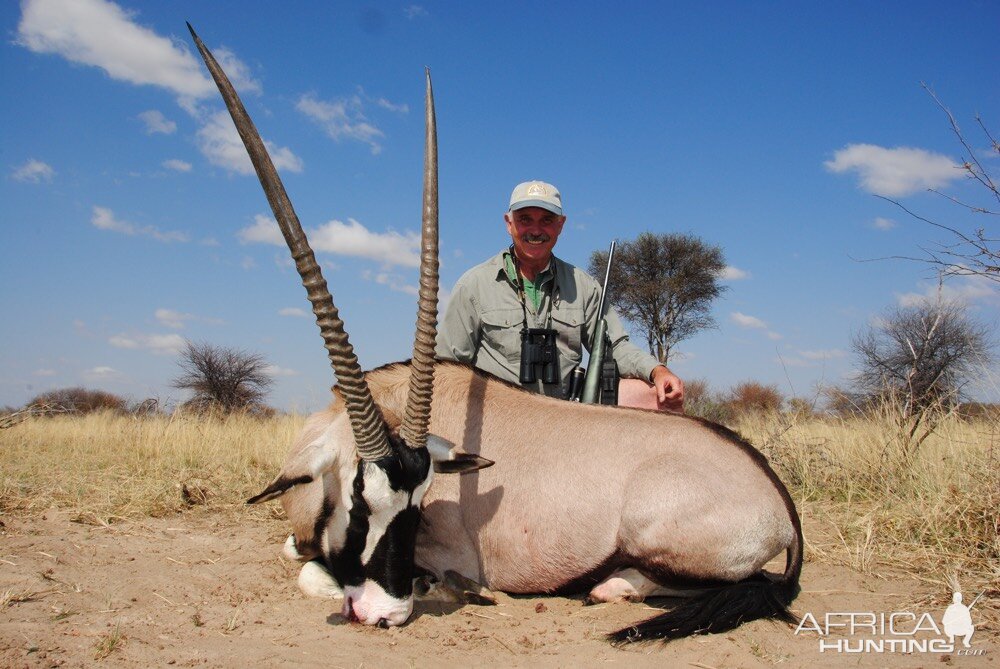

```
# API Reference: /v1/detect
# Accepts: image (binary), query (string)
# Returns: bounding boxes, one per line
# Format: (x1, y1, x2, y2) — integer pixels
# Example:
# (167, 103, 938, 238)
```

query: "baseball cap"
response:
(508, 180, 563, 216)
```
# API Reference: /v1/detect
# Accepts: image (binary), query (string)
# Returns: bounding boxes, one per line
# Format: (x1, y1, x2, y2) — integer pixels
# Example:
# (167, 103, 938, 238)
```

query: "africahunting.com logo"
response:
(794, 589, 987, 656)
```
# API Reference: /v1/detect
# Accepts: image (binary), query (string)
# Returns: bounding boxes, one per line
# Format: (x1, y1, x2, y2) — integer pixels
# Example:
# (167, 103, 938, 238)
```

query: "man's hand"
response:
(651, 365, 684, 412)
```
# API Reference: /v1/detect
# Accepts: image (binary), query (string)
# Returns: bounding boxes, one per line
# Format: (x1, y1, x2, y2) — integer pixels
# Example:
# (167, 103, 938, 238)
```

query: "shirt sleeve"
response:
(578, 269, 660, 381)
(434, 277, 481, 363)
(604, 307, 660, 381)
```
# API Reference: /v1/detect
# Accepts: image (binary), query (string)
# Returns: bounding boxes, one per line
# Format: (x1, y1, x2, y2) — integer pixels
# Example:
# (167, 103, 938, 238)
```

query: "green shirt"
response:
(502, 252, 552, 311)
(435, 251, 660, 398)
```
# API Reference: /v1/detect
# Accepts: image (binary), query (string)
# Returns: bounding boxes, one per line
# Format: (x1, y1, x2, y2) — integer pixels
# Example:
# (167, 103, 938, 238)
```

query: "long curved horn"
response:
(398, 69, 438, 449)
(187, 23, 391, 461)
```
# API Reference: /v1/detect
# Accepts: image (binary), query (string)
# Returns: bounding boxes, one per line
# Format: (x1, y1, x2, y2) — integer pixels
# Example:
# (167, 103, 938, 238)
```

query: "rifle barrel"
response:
(596, 240, 617, 321)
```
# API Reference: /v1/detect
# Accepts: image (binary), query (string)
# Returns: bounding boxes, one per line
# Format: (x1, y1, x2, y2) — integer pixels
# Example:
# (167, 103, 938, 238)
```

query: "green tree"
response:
(589, 232, 727, 363)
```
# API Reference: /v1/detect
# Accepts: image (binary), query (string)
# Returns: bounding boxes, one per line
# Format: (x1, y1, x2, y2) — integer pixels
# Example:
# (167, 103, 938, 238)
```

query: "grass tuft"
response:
(93, 619, 125, 660)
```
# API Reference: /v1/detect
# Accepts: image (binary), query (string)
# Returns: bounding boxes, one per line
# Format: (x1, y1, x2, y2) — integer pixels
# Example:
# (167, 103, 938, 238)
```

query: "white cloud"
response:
(237, 214, 284, 245)
(719, 266, 750, 280)
(362, 270, 418, 296)
(12, 159, 55, 183)
(775, 356, 811, 368)
(241, 256, 257, 270)
(872, 217, 897, 231)
(403, 5, 428, 19)
(109, 332, 185, 355)
(264, 364, 298, 377)
(108, 334, 140, 349)
(896, 275, 998, 308)
(213, 47, 262, 96)
(17, 0, 215, 98)
(86, 366, 118, 378)
(162, 158, 192, 172)
(91, 206, 189, 243)
(138, 109, 176, 134)
(239, 215, 420, 268)
(311, 219, 420, 268)
(297, 93, 385, 154)
(376, 97, 409, 114)
(34, 369, 57, 377)
(824, 144, 961, 197)
(155, 308, 193, 329)
(278, 307, 309, 318)
(731, 312, 768, 329)
(799, 349, 846, 360)
(154, 308, 222, 329)
(766, 331, 783, 341)
(197, 111, 303, 175)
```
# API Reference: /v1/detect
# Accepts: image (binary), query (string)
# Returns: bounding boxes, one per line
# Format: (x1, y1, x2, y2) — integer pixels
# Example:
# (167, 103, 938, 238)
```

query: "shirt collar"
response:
(500, 250, 554, 286)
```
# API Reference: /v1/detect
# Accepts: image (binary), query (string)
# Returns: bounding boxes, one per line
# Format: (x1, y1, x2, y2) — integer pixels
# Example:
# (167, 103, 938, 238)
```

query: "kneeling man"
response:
(435, 180, 683, 411)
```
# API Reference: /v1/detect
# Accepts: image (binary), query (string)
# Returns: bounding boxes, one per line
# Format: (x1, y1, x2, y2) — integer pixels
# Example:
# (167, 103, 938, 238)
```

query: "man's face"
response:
(505, 207, 565, 266)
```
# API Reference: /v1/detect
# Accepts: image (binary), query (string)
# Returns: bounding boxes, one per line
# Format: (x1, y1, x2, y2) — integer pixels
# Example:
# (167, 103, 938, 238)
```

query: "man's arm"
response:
(603, 308, 684, 406)
(434, 279, 481, 363)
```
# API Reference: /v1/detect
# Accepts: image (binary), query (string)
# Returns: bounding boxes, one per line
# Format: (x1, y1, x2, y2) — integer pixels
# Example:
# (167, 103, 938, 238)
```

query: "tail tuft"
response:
(607, 578, 799, 644)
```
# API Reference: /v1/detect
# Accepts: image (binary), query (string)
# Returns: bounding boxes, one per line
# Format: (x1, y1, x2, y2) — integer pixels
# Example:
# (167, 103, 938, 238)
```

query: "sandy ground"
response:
(0, 511, 994, 668)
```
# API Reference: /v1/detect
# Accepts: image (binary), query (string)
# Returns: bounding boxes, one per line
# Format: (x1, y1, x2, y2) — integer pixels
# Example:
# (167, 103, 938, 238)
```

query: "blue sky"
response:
(2, 0, 997, 412)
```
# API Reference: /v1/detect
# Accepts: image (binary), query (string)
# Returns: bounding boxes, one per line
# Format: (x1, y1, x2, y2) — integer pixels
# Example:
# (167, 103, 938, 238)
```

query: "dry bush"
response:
(727, 381, 784, 416)
(173, 341, 274, 415)
(0, 410, 303, 522)
(682, 378, 731, 424)
(786, 397, 815, 419)
(958, 402, 1000, 421)
(823, 385, 868, 417)
(27, 387, 128, 414)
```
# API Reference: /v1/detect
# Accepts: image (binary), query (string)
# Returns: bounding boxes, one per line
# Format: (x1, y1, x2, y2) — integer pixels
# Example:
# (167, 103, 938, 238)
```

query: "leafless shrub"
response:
(851, 292, 993, 455)
(727, 381, 784, 416)
(172, 341, 274, 415)
(957, 402, 1000, 421)
(129, 398, 161, 417)
(0, 403, 71, 429)
(786, 397, 815, 419)
(26, 387, 127, 415)
(823, 385, 869, 417)
(682, 378, 732, 424)
(880, 85, 999, 283)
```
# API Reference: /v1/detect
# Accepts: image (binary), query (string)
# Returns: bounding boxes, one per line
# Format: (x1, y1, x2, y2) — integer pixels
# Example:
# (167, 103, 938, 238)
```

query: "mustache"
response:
(522, 233, 551, 243)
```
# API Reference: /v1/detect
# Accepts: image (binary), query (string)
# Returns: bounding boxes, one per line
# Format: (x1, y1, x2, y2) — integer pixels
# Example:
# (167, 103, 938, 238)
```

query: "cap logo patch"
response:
(527, 184, 546, 196)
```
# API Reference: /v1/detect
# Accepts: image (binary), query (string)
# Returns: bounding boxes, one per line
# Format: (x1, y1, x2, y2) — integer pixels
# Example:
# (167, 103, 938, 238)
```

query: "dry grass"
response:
(93, 619, 125, 660)
(737, 409, 999, 628)
(2, 407, 996, 627)
(0, 410, 303, 523)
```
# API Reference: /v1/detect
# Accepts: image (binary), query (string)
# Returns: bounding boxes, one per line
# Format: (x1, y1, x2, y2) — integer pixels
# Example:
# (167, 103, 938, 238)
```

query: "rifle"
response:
(577, 241, 619, 404)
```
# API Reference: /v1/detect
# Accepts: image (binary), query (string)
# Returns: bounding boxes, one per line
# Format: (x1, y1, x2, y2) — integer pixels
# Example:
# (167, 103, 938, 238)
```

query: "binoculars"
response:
(519, 327, 559, 385)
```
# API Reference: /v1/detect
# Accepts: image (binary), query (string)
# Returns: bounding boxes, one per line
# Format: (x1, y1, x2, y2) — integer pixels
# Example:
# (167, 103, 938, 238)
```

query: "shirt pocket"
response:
(551, 307, 585, 364)
(480, 308, 525, 365)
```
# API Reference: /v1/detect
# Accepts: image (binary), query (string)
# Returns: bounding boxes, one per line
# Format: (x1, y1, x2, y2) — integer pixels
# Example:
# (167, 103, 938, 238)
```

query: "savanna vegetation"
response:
(1, 392, 996, 631)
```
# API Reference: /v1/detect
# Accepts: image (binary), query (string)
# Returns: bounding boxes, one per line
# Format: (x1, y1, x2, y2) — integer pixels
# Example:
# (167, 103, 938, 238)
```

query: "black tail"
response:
(609, 521, 803, 644)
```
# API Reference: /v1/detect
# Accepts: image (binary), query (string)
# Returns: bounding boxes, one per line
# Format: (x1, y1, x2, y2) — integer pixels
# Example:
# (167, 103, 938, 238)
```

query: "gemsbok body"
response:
(190, 24, 802, 642)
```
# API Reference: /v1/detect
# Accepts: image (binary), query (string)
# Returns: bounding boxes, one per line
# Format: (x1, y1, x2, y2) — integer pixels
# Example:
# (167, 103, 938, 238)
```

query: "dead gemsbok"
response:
(189, 24, 802, 642)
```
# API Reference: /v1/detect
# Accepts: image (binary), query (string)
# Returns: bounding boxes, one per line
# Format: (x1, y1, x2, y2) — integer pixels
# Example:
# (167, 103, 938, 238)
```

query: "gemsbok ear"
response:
(246, 474, 313, 505)
(434, 453, 495, 475)
(426, 434, 495, 474)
